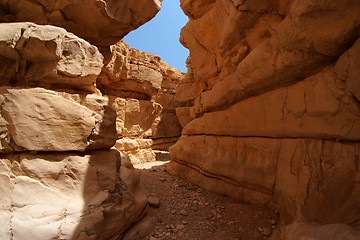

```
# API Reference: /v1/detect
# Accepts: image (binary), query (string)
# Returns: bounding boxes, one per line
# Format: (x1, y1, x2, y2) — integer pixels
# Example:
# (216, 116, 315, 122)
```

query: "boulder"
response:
(0, 87, 116, 153)
(0, 23, 103, 92)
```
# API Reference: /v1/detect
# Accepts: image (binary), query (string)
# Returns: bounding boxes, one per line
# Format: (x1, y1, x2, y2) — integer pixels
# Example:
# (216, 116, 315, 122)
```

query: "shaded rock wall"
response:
(100, 41, 184, 164)
(0, 0, 161, 46)
(169, 0, 360, 238)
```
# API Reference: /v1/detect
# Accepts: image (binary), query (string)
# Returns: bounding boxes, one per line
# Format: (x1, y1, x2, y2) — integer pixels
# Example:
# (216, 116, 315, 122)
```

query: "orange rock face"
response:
(169, 0, 360, 238)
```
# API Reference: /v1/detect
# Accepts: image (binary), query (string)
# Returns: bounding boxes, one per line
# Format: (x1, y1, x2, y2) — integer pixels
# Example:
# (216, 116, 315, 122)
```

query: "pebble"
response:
(262, 227, 272, 236)
(216, 214, 222, 219)
(181, 220, 188, 225)
(148, 197, 160, 208)
(149, 237, 159, 240)
(270, 219, 277, 225)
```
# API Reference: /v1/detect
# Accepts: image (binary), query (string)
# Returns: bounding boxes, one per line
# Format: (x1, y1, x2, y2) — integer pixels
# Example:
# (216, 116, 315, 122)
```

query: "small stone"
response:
(270, 219, 277, 225)
(181, 220, 188, 225)
(176, 224, 185, 230)
(179, 210, 189, 216)
(227, 221, 234, 225)
(262, 227, 272, 236)
(272, 225, 277, 229)
(216, 214, 222, 219)
(150, 237, 159, 240)
(171, 210, 176, 214)
(166, 232, 171, 237)
(148, 197, 160, 208)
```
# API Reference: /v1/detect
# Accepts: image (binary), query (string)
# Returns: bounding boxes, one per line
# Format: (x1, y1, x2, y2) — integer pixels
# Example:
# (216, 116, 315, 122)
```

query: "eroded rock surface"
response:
(0, 23, 103, 92)
(102, 41, 184, 163)
(0, 0, 162, 46)
(0, 22, 150, 239)
(169, 0, 360, 238)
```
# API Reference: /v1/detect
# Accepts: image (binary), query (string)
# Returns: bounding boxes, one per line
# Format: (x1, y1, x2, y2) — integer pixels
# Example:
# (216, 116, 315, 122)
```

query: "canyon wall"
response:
(99, 40, 183, 164)
(168, 0, 360, 239)
(0, 1, 167, 239)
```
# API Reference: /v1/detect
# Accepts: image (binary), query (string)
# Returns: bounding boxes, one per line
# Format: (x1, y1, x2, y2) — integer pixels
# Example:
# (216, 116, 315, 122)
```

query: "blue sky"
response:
(123, 0, 189, 72)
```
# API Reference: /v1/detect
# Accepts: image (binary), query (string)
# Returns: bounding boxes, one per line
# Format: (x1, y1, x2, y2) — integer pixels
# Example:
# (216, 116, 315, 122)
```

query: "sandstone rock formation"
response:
(169, 0, 360, 238)
(0, 0, 162, 46)
(0, 23, 149, 240)
(99, 41, 183, 164)
(0, 23, 103, 92)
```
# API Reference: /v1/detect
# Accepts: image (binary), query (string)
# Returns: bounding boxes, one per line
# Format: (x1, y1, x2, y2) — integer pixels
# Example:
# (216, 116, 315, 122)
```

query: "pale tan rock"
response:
(0, 87, 116, 153)
(115, 139, 156, 164)
(0, 0, 162, 46)
(98, 41, 164, 99)
(116, 98, 162, 138)
(0, 150, 147, 240)
(0, 23, 103, 92)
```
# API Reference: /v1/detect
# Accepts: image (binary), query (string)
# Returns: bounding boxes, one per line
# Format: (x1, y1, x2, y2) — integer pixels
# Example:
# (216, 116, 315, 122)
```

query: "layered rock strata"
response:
(169, 0, 360, 239)
(99, 41, 183, 164)
(0, 23, 147, 240)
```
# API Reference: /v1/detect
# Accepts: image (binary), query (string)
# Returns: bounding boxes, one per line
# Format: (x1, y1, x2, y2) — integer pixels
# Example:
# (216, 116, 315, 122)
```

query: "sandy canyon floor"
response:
(124, 157, 278, 240)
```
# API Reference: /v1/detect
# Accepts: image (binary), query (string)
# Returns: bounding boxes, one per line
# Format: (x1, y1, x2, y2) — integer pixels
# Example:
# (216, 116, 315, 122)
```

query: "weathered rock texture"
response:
(100, 41, 183, 164)
(0, 23, 149, 239)
(168, 0, 360, 238)
(0, 0, 162, 46)
(0, 23, 103, 92)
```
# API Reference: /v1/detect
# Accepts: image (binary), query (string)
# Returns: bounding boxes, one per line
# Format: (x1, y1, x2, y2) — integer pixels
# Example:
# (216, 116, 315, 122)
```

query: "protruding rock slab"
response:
(0, 150, 147, 240)
(0, 23, 103, 92)
(0, 87, 116, 153)
(0, 0, 162, 46)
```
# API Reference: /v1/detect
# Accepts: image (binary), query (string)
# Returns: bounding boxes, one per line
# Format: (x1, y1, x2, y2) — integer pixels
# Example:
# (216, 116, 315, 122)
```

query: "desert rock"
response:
(0, 150, 147, 240)
(0, 23, 103, 92)
(169, 0, 360, 238)
(0, 87, 116, 153)
(0, 0, 162, 46)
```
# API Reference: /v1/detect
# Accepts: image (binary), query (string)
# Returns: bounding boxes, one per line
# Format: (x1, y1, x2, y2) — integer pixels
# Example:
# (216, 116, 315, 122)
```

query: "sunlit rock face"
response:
(0, 0, 162, 46)
(0, 23, 151, 240)
(169, 0, 360, 238)
(0, 23, 103, 93)
(100, 41, 184, 164)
